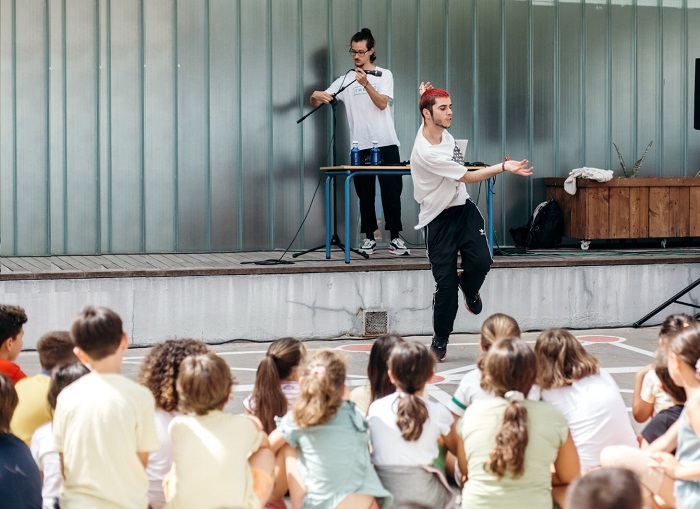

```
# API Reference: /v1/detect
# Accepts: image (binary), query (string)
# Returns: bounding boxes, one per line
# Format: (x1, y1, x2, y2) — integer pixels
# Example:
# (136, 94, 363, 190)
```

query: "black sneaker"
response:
(465, 293, 483, 315)
(430, 335, 449, 362)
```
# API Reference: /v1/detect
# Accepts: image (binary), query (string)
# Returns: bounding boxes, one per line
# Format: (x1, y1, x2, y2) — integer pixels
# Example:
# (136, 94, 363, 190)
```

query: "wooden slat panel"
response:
(649, 187, 671, 238)
(669, 187, 690, 238)
(51, 257, 83, 271)
(691, 188, 700, 236)
(586, 188, 609, 239)
(629, 187, 649, 238)
(608, 188, 630, 239)
(1, 258, 30, 272)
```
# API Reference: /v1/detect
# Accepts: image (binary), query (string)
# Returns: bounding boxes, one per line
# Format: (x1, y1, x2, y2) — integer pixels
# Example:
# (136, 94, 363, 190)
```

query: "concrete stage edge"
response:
(3, 262, 699, 348)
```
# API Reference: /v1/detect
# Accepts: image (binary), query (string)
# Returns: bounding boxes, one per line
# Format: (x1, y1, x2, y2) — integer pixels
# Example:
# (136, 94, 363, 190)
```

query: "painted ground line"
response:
(425, 384, 456, 408)
(608, 342, 656, 358)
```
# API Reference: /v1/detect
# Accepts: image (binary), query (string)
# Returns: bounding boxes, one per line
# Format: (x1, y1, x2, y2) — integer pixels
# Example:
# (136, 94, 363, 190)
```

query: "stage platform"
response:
(2, 246, 700, 348)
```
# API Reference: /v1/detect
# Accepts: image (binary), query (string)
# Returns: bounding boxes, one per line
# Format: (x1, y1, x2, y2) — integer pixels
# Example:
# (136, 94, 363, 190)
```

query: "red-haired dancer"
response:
(411, 85, 533, 361)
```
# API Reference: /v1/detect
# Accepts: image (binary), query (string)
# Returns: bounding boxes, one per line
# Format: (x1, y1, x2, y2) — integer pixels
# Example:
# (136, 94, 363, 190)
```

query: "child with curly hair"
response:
(138, 339, 211, 509)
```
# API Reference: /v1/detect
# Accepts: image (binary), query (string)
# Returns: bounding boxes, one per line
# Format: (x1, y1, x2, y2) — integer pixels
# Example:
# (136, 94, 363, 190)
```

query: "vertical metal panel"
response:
(14, 0, 49, 255)
(532, 3, 556, 202)
(240, 0, 271, 250)
(584, 2, 610, 169)
(0, 0, 14, 256)
(611, 1, 635, 178)
(298, 0, 329, 248)
(270, 0, 303, 249)
(661, 1, 683, 174)
(558, 2, 584, 171)
(48, 0, 66, 254)
(65, 0, 100, 255)
(636, 2, 660, 175)
(209, 0, 239, 251)
(109, 0, 143, 252)
(503, 0, 531, 242)
(143, 0, 177, 252)
(176, 0, 209, 251)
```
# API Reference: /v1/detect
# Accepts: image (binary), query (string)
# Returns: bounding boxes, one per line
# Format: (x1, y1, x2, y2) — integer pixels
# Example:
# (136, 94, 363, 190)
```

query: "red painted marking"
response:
(575, 335, 621, 343)
(430, 375, 444, 383)
(339, 344, 373, 352)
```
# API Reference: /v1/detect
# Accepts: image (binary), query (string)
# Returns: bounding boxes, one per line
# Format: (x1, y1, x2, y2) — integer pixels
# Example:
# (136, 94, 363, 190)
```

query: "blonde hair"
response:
(535, 328, 599, 390)
(481, 338, 536, 479)
(388, 342, 435, 441)
(477, 313, 521, 372)
(177, 353, 233, 415)
(293, 350, 346, 428)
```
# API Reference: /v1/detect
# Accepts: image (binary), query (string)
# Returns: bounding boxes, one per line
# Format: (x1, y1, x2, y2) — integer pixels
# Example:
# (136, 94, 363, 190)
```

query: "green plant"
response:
(613, 140, 653, 178)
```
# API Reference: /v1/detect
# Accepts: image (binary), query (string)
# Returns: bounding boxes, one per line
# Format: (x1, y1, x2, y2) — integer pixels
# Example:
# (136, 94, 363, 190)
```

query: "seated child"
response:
(632, 315, 690, 423)
(164, 352, 274, 509)
(31, 362, 90, 509)
(12, 330, 77, 445)
(0, 372, 42, 509)
(565, 467, 643, 509)
(271, 350, 392, 509)
(138, 338, 211, 509)
(53, 305, 160, 509)
(640, 350, 686, 448)
(0, 304, 28, 384)
(350, 334, 404, 416)
(368, 341, 463, 508)
(244, 337, 306, 433)
(461, 338, 580, 509)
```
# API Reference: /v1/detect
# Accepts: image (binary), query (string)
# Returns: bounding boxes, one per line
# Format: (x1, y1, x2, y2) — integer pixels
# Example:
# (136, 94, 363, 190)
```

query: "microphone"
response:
(352, 68, 383, 77)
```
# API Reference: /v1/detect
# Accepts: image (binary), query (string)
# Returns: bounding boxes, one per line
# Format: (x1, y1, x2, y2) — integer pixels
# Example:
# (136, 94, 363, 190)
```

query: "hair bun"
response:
(361, 28, 372, 34)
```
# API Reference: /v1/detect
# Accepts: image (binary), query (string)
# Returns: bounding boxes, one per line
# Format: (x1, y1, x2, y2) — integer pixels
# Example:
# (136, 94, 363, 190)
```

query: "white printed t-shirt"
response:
(368, 392, 453, 466)
(325, 67, 400, 150)
(53, 372, 159, 509)
(410, 126, 469, 229)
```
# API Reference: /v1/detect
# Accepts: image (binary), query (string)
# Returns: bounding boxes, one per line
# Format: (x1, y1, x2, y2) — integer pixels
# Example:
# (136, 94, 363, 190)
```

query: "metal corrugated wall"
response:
(1, 0, 699, 256)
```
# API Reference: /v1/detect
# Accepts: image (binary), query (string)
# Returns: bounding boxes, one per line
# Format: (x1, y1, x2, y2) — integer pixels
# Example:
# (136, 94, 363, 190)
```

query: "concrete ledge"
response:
(3, 262, 699, 348)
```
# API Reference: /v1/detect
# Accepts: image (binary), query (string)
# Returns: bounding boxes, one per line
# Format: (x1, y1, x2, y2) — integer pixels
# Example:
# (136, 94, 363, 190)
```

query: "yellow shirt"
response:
(10, 374, 52, 445)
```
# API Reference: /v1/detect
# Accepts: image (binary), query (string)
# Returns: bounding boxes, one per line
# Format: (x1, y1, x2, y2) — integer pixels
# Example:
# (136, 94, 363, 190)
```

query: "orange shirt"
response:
(0, 359, 27, 384)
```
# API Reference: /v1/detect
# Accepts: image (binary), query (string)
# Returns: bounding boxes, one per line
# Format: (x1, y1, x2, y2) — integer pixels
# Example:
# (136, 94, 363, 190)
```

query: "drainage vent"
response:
(363, 311, 388, 336)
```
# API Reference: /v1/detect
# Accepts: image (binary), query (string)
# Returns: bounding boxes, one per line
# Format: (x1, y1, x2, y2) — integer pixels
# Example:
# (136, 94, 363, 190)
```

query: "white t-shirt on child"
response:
(147, 409, 178, 509)
(540, 371, 638, 471)
(368, 392, 453, 466)
(31, 422, 61, 509)
(641, 370, 674, 416)
(448, 368, 541, 417)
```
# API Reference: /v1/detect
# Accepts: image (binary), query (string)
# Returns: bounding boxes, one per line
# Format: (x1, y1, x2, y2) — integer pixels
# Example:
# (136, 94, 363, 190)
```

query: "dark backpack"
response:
(509, 198, 564, 249)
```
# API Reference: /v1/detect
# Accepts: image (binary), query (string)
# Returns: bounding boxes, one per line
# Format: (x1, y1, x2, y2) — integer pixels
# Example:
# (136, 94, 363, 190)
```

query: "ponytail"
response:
(481, 338, 537, 479)
(396, 391, 429, 441)
(388, 341, 435, 441)
(251, 355, 287, 434)
(294, 350, 346, 428)
(487, 392, 528, 478)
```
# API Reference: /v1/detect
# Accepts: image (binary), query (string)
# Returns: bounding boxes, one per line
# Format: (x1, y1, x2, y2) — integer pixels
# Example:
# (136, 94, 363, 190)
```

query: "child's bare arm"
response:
(137, 452, 149, 469)
(632, 365, 655, 423)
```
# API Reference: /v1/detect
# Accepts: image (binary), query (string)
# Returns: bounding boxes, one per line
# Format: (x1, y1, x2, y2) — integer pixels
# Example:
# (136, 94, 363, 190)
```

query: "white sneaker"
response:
(358, 239, 376, 255)
(389, 238, 410, 256)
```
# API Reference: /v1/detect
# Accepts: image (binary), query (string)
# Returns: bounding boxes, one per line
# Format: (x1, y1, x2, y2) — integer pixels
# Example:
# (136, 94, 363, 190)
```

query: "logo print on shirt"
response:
(452, 143, 464, 165)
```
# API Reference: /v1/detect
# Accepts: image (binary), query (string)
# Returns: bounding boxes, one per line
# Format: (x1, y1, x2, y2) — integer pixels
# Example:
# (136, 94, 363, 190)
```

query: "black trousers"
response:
(425, 200, 493, 340)
(354, 144, 403, 236)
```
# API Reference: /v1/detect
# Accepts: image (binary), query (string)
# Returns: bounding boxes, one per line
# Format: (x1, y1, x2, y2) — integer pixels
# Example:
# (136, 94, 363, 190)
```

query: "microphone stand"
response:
(293, 77, 369, 260)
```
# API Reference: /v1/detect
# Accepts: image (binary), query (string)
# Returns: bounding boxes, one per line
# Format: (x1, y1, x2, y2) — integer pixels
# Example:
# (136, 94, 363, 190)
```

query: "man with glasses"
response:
(310, 28, 408, 256)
